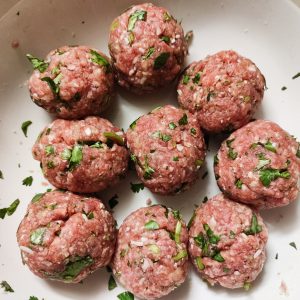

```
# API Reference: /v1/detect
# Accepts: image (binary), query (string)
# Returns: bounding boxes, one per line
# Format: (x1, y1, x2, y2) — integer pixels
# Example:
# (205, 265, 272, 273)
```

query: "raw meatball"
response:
(177, 50, 265, 133)
(214, 120, 300, 209)
(112, 205, 188, 300)
(109, 3, 187, 94)
(188, 193, 268, 289)
(126, 105, 206, 195)
(17, 190, 116, 283)
(32, 116, 128, 193)
(27, 46, 114, 119)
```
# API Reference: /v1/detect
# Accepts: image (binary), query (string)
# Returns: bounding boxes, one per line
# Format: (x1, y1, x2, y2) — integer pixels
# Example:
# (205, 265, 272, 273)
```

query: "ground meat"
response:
(32, 116, 128, 193)
(17, 190, 116, 283)
(188, 193, 268, 289)
(214, 120, 300, 209)
(177, 50, 265, 133)
(108, 3, 187, 94)
(126, 105, 206, 195)
(111, 205, 188, 300)
(28, 45, 114, 119)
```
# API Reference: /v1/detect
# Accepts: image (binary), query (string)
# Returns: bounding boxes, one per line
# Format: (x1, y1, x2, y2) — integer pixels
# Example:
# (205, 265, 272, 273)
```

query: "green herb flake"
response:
(190, 128, 196, 135)
(130, 182, 144, 193)
(68, 144, 83, 171)
(226, 139, 238, 160)
(212, 252, 225, 262)
(41, 76, 60, 96)
(173, 249, 188, 261)
(29, 297, 39, 300)
(0, 170, 3, 179)
(203, 196, 208, 203)
(207, 91, 215, 101)
(90, 49, 110, 71)
(32, 193, 44, 203)
(103, 132, 124, 146)
(289, 242, 297, 250)
(45, 145, 54, 156)
(129, 118, 139, 130)
(174, 221, 182, 243)
(26, 54, 49, 72)
(178, 113, 188, 126)
(51, 65, 60, 76)
(154, 52, 170, 70)
(161, 36, 170, 43)
(143, 156, 155, 180)
(0, 280, 14, 292)
(252, 140, 277, 153)
(61, 148, 72, 160)
(187, 211, 196, 229)
(195, 257, 205, 270)
(143, 47, 155, 60)
(185, 30, 193, 43)
(0, 199, 20, 219)
(281, 86, 287, 91)
(108, 274, 117, 291)
(163, 11, 172, 21)
(108, 194, 119, 210)
(193, 73, 201, 84)
(110, 19, 119, 31)
(130, 154, 137, 163)
(144, 220, 159, 230)
(89, 141, 103, 149)
(22, 176, 33, 186)
(243, 282, 251, 291)
(21, 120, 32, 137)
(195, 159, 203, 167)
(128, 10, 147, 31)
(128, 31, 135, 45)
(117, 291, 134, 300)
(46, 160, 55, 169)
(213, 154, 219, 166)
(30, 227, 47, 245)
(235, 179, 243, 189)
(183, 74, 190, 85)
(244, 214, 262, 235)
(161, 133, 171, 142)
(173, 156, 179, 161)
(292, 72, 300, 79)
(169, 122, 177, 130)
(229, 230, 236, 239)
(259, 168, 290, 187)
(148, 244, 160, 254)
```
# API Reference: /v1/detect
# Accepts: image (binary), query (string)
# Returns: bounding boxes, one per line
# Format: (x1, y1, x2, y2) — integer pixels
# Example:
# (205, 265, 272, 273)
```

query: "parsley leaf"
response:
(169, 122, 177, 130)
(193, 73, 201, 84)
(243, 282, 251, 291)
(103, 132, 124, 146)
(244, 214, 262, 235)
(281, 86, 287, 91)
(68, 144, 83, 171)
(0, 199, 20, 219)
(90, 50, 110, 71)
(163, 11, 172, 21)
(31, 193, 45, 203)
(117, 291, 134, 300)
(108, 194, 119, 209)
(108, 274, 117, 290)
(173, 249, 188, 261)
(178, 113, 188, 125)
(292, 72, 300, 79)
(235, 179, 243, 189)
(21, 120, 32, 137)
(182, 74, 190, 85)
(174, 221, 182, 243)
(251, 140, 277, 153)
(143, 156, 155, 180)
(29, 297, 39, 300)
(161, 36, 170, 43)
(185, 30, 193, 43)
(130, 182, 144, 193)
(26, 54, 49, 72)
(22, 176, 33, 186)
(289, 242, 297, 250)
(143, 47, 155, 60)
(45, 145, 55, 156)
(129, 117, 139, 130)
(30, 227, 46, 245)
(144, 220, 159, 230)
(154, 52, 170, 69)
(259, 168, 290, 187)
(128, 10, 147, 31)
(41, 77, 60, 96)
(0, 280, 14, 292)
(195, 256, 205, 270)
(0, 170, 3, 179)
(226, 139, 238, 160)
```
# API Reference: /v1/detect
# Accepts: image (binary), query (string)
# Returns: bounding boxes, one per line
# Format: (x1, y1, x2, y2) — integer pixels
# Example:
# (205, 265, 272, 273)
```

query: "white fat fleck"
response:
(71, 81, 79, 88)
(116, 131, 123, 136)
(215, 75, 221, 81)
(248, 65, 257, 72)
(254, 249, 262, 259)
(129, 69, 135, 76)
(175, 34, 180, 39)
(20, 246, 34, 254)
(85, 128, 92, 136)
(141, 236, 148, 243)
(67, 65, 76, 71)
(177, 89, 182, 96)
(125, 226, 130, 232)
(234, 271, 240, 276)
(171, 38, 176, 44)
(176, 144, 184, 152)
(209, 217, 217, 227)
(141, 258, 151, 272)
(131, 240, 144, 247)
(82, 213, 88, 221)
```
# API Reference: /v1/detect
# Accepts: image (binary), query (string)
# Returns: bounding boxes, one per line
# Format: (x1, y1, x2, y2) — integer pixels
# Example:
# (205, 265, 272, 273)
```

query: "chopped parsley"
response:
(202, 196, 208, 203)
(178, 113, 188, 125)
(235, 179, 243, 189)
(128, 31, 135, 45)
(90, 49, 110, 71)
(29, 297, 39, 300)
(190, 127, 196, 135)
(169, 122, 177, 130)
(0, 199, 20, 219)
(61, 148, 72, 160)
(173, 156, 179, 161)
(148, 244, 160, 254)
(41, 76, 60, 97)
(130, 182, 144, 193)
(103, 132, 124, 146)
(161, 36, 170, 43)
(163, 11, 172, 21)
(182, 74, 190, 85)
(193, 73, 201, 84)
(243, 282, 251, 291)
(117, 291, 134, 300)
(31, 193, 44, 203)
(289, 242, 297, 250)
(68, 144, 83, 171)
(259, 168, 290, 187)
(110, 19, 119, 31)
(0, 280, 14, 292)
(161, 133, 171, 142)
(30, 227, 46, 245)
(173, 249, 188, 261)
(281, 86, 287, 91)
(128, 10, 147, 31)
(22, 176, 33, 186)
(251, 140, 277, 153)
(0, 170, 3, 179)
(195, 159, 203, 167)
(213, 154, 219, 166)
(244, 214, 262, 235)
(26, 54, 49, 72)
(143, 156, 155, 180)
(154, 52, 170, 69)
(229, 230, 236, 239)
(143, 47, 155, 60)
(292, 72, 300, 79)
(45, 145, 54, 156)
(255, 153, 270, 170)
(187, 210, 196, 229)
(129, 117, 139, 130)
(21, 120, 32, 137)
(207, 91, 215, 101)
(46, 160, 55, 169)
(144, 220, 159, 230)
(297, 143, 300, 158)
(89, 141, 103, 149)
(226, 139, 238, 160)
(108, 274, 117, 290)
(185, 30, 193, 43)
(195, 256, 205, 270)
(108, 194, 119, 209)
(172, 210, 181, 220)
(174, 221, 182, 243)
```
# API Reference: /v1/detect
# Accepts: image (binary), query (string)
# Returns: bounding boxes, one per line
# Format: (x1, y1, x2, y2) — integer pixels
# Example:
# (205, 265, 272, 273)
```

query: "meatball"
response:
(177, 50, 265, 133)
(112, 205, 188, 300)
(126, 105, 206, 195)
(17, 190, 116, 283)
(188, 193, 268, 289)
(27, 46, 114, 119)
(32, 116, 128, 193)
(214, 120, 300, 209)
(108, 3, 187, 94)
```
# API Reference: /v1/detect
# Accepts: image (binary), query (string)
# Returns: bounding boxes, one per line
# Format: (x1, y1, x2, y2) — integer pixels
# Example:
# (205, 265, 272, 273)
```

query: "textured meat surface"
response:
(188, 193, 268, 289)
(17, 190, 116, 283)
(214, 120, 300, 209)
(109, 3, 187, 94)
(32, 116, 128, 193)
(177, 50, 265, 133)
(112, 205, 188, 300)
(28, 45, 114, 119)
(126, 105, 206, 195)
